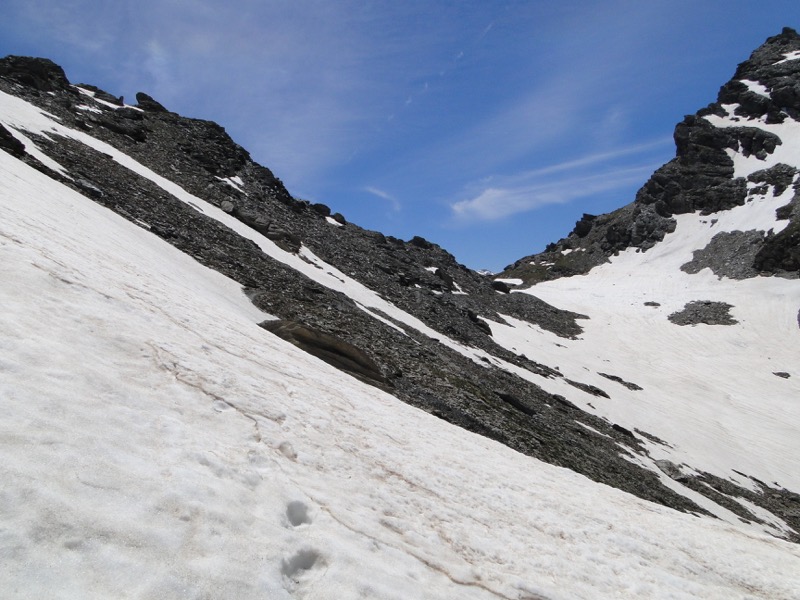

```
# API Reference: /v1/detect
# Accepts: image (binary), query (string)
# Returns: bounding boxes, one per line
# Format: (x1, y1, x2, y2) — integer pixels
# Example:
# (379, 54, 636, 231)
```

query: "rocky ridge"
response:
(502, 27, 800, 284)
(2, 45, 799, 540)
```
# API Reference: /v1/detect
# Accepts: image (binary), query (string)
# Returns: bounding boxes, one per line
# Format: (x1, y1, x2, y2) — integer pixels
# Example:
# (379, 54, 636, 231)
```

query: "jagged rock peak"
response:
(500, 28, 800, 284)
(718, 26, 800, 122)
(735, 26, 800, 74)
(0, 55, 70, 92)
(135, 91, 169, 113)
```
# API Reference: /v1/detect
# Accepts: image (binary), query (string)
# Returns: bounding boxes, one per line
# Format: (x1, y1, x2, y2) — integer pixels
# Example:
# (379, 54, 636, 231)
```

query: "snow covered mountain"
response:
(1, 29, 800, 599)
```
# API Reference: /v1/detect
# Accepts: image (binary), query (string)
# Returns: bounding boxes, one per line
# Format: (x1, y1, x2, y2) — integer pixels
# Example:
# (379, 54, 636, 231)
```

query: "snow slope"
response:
(484, 96, 800, 533)
(3, 116, 800, 599)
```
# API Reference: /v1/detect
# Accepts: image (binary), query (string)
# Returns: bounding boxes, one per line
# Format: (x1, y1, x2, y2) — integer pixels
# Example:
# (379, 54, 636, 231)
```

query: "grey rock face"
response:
(668, 301, 738, 326)
(259, 320, 389, 390)
(0, 123, 25, 157)
(681, 230, 765, 279)
(501, 28, 800, 284)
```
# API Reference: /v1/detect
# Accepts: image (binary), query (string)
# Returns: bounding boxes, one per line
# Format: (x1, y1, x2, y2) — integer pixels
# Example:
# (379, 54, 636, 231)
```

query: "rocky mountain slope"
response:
(502, 27, 800, 284)
(4, 143, 799, 599)
(1, 26, 799, 556)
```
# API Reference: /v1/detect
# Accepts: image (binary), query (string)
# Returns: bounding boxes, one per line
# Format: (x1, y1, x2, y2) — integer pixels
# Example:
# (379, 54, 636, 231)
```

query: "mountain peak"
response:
(2, 29, 800, 596)
(501, 29, 800, 284)
(0, 55, 70, 92)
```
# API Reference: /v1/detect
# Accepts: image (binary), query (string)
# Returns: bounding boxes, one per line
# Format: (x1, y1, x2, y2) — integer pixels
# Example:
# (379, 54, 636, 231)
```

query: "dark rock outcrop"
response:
(260, 319, 389, 389)
(501, 28, 800, 284)
(0, 123, 25, 157)
(598, 373, 643, 391)
(135, 92, 169, 113)
(668, 300, 738, 326)
(0, 56, 69, 92)
(748, 163, 798, 198)
(755, 219, 800, 274)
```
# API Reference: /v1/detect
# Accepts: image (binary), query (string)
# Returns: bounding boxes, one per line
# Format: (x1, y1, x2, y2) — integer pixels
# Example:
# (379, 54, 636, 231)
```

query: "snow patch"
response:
(451, 281, 468, 295)
(776, 50, 800, 64)
(740, 79, 771, 98)
(704, 111, 800, 179)
(73, 85, 143, 111)
(493, 277, 522, 285)
(75, 104, 103, 114)
(216, 175, 245, 192)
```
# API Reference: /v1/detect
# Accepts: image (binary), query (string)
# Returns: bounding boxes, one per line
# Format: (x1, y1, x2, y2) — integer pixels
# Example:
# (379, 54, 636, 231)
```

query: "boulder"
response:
(491, 280, 511, 293)
(0, 124, 25, 157)
(311, 202, 331, 217)
(259, 320, 388, 389)
(0, 56, 70, 91)
(135, 92, 169, 113)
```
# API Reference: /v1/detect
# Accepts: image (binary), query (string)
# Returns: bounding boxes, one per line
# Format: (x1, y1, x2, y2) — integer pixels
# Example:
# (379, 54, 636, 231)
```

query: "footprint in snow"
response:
(286, 500, 312, 527)
(278, 441, 298, 461)
(281, 548, 326, 589)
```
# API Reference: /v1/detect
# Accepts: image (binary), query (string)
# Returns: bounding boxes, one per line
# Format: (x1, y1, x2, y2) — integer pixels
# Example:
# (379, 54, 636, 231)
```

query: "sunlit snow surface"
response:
(740, 79, 771, 98)
(776, 50, 800, 65)
(2, 109, 800, 599)
(490, 108, 800, 527)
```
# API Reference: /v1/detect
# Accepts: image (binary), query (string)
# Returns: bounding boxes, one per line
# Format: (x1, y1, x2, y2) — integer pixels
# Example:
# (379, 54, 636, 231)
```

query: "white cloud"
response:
(448, 135, 673, 223)
(450, 160, 662, 223)
(364, 186, 401, 212)
(501, 137, 672, 183)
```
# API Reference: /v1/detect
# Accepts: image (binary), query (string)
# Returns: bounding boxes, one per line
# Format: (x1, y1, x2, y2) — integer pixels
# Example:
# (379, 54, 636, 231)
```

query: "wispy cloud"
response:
(449, 137, 672, 223)
(364, 186, 401, 212)
(450, 164, 658, 222)
(497, 137, 673, 183)
(2, 0, 445, 186)
(386, 2, 685, 195)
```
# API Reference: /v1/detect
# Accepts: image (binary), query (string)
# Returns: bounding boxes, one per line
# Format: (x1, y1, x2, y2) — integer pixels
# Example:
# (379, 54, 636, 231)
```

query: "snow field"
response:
(2, 122, 800, 598)
(486, 109, 800, 532)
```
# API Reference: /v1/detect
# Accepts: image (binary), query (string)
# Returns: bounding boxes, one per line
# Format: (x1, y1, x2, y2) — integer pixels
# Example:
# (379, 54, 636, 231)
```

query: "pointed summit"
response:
(501, 28, 800, 283)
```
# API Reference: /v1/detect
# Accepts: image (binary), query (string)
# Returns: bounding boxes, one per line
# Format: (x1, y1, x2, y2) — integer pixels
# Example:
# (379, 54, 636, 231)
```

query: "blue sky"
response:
(2, 1, 798, 271)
